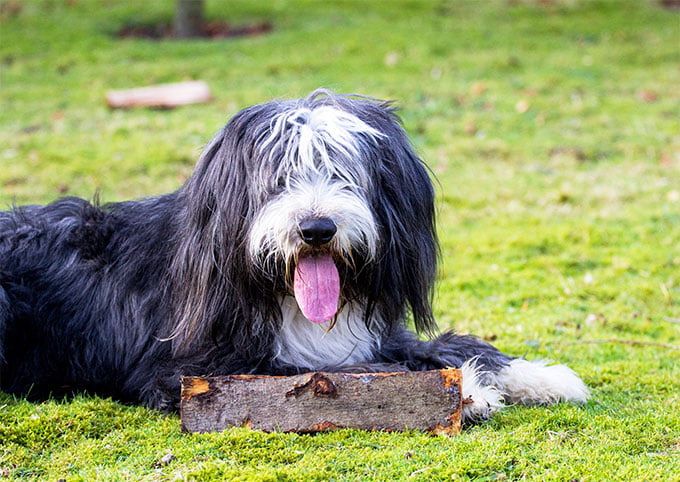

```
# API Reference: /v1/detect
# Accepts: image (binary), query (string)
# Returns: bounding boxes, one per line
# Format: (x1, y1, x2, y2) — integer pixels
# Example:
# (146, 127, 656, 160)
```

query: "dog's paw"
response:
(460, 360, 505, 423)
(492, 358, 589, 406)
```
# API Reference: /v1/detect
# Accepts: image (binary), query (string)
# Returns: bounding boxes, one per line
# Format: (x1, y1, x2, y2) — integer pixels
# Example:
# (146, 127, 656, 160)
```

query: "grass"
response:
(1, 0, 679, 480)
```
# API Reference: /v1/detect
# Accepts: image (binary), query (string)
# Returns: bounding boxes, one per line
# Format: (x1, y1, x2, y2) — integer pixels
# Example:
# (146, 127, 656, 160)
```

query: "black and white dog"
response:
(0, 90, 588, 422)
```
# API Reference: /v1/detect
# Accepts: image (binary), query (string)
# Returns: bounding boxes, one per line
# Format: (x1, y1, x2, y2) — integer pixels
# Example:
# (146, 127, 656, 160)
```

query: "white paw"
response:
(460, 360, 505, 423)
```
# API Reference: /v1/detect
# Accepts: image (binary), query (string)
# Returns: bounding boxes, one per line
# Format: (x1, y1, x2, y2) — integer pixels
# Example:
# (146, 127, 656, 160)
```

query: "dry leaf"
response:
(464, 123, 477, 135)
(660, 152, 676, 167)
(470, 81, 487, 96)
(515, 99, 530, 113)
(384, 51, 399, 67)
(636, 89, 658, 102)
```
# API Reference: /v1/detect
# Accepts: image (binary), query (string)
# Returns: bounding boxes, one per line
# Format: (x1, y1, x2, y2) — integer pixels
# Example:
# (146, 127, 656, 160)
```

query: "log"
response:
(180, 369, 462, 435)
(105, 81, 212, 109)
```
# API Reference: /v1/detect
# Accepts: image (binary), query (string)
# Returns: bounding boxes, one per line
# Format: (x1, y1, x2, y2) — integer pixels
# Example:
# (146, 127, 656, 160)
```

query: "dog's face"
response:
(174, 91, 438, 356)
(247, 104, 383, 324)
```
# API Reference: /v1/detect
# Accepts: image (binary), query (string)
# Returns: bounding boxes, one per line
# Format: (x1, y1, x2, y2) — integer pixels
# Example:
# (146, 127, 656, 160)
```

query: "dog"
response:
(0, 90, 588, 422)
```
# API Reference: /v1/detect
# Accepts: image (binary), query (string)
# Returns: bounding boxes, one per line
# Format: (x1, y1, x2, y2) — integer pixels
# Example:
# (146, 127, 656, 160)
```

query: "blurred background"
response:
(1, 1, 677, 201)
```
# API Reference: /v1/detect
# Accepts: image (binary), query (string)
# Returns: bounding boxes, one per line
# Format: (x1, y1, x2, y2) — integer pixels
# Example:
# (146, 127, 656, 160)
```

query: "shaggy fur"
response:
(0, 90, 588, 421)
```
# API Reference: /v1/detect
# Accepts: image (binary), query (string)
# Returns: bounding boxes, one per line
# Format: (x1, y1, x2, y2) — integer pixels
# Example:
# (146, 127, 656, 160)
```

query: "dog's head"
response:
(171, 90, 437, 355)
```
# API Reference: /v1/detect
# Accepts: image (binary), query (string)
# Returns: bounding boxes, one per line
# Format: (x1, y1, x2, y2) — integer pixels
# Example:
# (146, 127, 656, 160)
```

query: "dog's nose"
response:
(299, 217, 337, 247)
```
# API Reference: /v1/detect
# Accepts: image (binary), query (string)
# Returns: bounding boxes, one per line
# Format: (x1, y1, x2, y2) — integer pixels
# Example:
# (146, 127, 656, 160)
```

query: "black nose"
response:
(299, 217, 337, 247)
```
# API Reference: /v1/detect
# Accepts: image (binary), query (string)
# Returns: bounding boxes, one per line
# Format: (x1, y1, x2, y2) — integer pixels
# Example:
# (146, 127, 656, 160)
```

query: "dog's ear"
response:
(168, 108, 272, 356)
(362, 107, 438, 336)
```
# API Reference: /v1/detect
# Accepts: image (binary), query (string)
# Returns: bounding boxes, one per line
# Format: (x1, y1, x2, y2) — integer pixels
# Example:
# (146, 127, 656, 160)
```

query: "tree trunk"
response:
(174, 0, 205, 38)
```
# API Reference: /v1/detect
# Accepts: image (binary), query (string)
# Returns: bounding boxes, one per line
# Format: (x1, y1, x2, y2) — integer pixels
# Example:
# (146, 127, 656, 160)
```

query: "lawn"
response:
(1, 0, 679, 480)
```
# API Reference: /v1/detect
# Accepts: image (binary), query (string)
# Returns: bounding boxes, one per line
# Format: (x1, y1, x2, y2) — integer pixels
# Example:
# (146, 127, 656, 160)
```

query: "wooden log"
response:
(105, 81, 212, 109)
(180, 369, 462, 435)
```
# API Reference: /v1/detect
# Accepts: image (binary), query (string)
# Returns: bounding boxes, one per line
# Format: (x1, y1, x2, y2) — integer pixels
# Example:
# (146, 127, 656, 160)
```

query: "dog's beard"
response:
(248, 174, 378, 325)
(247, 176, 384, 369)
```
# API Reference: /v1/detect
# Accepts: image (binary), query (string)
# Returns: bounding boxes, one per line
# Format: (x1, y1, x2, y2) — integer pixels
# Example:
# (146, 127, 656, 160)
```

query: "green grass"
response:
(1, 0, 679, 480)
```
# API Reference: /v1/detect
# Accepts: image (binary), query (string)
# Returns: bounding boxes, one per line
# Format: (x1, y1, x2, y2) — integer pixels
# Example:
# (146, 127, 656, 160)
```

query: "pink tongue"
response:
(293, 253, 340, 323)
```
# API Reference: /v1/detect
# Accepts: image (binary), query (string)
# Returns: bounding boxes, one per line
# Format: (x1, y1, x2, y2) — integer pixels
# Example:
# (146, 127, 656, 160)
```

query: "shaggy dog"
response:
(0, 90, 588, 422)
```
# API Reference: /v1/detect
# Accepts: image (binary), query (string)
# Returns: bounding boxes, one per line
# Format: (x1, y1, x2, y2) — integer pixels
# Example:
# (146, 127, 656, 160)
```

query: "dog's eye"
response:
(275, 177, 287, 190)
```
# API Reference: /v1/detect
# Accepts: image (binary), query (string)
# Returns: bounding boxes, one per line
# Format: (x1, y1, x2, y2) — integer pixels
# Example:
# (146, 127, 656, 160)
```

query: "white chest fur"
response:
(273, 296, 381, 369)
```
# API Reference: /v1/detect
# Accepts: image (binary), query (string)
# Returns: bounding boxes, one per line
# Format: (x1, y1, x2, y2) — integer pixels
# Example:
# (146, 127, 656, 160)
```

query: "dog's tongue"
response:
(294, 252, 340, 324)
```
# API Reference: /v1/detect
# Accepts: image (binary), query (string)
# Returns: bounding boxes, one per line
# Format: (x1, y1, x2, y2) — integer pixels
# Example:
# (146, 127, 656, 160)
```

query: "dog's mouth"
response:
(293, 251, 340, 324)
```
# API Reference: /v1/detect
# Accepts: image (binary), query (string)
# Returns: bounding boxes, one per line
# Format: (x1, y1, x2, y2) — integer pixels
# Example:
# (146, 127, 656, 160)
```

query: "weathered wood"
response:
(105, 81, 211, 109)
(180, 369, 462, 435)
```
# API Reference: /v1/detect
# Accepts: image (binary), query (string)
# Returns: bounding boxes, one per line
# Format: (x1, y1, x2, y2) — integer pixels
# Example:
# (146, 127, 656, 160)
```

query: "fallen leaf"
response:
(636, 89, 658, 102)
(384, 51, 399, 67)
(515, 99, 530, 113)
(585, 313, 606, 326)
(660, 152, 676, 167)
(152, 452, 175, 468)
(464, 123, 477, 135)
(470, 81, 486, 96)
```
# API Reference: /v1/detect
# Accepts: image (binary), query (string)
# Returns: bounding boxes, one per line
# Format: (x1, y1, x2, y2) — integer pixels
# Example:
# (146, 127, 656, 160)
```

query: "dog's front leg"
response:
(376, 327, 510, 422)
(377, 327, 588, 423)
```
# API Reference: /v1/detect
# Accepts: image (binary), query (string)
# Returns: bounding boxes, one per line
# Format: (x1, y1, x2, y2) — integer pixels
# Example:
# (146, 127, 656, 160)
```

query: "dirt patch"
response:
(117, 20, 273, 40)
(0, 0, 22, 19)
(660, 0, 680, 9)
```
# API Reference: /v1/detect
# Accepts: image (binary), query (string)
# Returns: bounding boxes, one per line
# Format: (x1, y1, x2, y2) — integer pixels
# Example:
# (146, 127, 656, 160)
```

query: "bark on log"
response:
(180, 369, 462, 435)
(105, 81, 212, 109)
